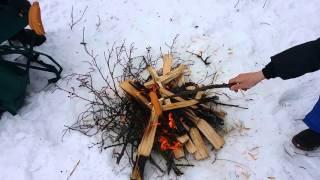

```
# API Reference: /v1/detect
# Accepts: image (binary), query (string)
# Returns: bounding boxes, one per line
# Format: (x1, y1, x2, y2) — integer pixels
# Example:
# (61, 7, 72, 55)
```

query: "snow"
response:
(1, 0, 320, 179)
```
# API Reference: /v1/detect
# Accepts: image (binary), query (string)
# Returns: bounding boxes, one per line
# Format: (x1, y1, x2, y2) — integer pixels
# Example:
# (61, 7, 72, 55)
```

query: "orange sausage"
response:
(28, 2, 45, 36)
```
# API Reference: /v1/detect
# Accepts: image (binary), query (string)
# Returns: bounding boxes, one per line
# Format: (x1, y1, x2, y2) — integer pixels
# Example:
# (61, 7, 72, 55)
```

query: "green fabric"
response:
(0, 60, 29, 115)
(0, 5, 28, 43)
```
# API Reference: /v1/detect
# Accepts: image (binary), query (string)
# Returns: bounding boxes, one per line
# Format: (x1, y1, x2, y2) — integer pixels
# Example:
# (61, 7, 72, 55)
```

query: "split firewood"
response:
(144, 64, 186, 88)
(213, 110, 226, 119)
(180, 119, 208, 159)
(176, 74, 185, 87)
(185, 110, 224, 150)
(137, 108, 159, 156)
(195, 91, 205, 100)
(162, 54, 173, 75)
(177, 134, 189, 144)
(162, 99, 199, 111)
(120, 81, 151, 109)
(186, 86, 196, 91)
(173, 147, 185, 159)
(189, 128, 209, 160)
(159, 88, 226, 121)
(147, 66, 161, 85)
(131, 156, 147, 180)
(185, 138, 197, 154)
(162, 54, 173, 104)
(149, 87, 162, 116)
(177, 134, 196, 154)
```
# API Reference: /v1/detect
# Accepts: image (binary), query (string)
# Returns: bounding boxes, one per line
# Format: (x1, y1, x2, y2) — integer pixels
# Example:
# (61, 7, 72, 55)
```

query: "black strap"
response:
(0, 45, 63, 84)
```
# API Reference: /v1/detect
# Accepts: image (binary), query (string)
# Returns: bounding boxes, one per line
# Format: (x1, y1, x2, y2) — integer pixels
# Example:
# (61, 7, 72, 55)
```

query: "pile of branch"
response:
(61, 41, 241, 180)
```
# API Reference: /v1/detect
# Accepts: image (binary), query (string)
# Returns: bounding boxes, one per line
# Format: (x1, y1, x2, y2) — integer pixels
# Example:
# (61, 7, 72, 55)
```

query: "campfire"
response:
(61, 41, 239, 180)
(119, 54, 226, 180)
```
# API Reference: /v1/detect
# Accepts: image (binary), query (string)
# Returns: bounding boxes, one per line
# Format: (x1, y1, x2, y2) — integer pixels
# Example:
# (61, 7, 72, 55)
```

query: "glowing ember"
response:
(159, 136, 182, 151)
(168, 112, 177, 129)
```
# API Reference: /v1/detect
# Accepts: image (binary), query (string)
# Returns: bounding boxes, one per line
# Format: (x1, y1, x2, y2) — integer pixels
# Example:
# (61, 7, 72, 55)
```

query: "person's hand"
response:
(229, 71, 265, 92)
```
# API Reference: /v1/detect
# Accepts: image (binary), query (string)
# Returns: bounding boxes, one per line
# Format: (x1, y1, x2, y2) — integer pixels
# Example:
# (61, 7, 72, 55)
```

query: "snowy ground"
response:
(1, 0, 320, 179)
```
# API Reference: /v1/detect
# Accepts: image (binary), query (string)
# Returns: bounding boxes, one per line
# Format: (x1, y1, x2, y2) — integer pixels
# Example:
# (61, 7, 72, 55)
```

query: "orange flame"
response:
(168, 112, 177, 129)
(159, 136, 182, 151)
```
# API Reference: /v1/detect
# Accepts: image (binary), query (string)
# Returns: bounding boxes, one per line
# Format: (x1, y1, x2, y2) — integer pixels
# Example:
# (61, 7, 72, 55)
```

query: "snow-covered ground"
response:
(1, 0, 320, 179)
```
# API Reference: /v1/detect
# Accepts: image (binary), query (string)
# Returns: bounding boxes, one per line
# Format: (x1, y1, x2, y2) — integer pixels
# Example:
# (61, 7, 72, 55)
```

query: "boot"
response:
(292, 129, 320, 151)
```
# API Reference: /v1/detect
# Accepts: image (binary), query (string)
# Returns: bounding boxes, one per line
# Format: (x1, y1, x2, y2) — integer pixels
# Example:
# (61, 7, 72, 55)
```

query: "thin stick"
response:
(214, 102, 248, 109)
(234, 0, 240, 8)
(166, 83, 231, 98)
(70, 5, 88, 30)
(67, 160, 80, 180)
(263, 0, 268, 8)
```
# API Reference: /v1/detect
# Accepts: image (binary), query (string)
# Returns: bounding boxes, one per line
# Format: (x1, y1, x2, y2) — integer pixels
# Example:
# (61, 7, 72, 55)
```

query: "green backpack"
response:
(0, 60, 29, 114)
(0, 5, 62, 115)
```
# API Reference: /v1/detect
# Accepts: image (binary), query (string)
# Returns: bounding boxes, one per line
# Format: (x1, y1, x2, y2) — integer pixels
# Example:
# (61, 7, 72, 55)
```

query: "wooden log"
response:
(159, 88, 226, 125)
(173, 147, 185, 159)
(162, 54, 173, 75)
(185, 110, 224, 150)
(177, 134, 189, 144)
(176, 74, 185, 87)
(149, 89, 162, 116)
(147, 66, 160, 84)
(186, 86, 196, 91)
(189, 127, 209, 160)
(177, 134, 197, 154)
(179, 120, 199, 155)
(162, 100, 199, 111)
(185, 138, 197, 154)
(131, 156, 147, 180)
(137, 109, 159, 156)
(159, 88, 198, 109)
(195, 91, 205, 100)
(144, 64, 186, 88)
(160, 88, 226, 118)
(120, 81, 151, 109)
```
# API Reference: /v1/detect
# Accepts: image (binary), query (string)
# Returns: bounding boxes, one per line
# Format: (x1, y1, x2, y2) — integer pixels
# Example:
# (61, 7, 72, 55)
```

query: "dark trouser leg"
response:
(304, 97, 320, 133)
(292, 97, 320, 151)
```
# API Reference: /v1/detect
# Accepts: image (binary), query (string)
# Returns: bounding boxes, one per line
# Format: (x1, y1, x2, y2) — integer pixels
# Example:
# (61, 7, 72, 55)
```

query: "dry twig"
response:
(70, 5, 88, 30)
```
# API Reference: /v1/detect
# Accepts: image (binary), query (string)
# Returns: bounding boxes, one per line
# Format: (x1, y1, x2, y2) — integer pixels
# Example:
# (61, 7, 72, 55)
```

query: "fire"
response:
(159, 136, 181, 151)
(168, 112, 177, 129)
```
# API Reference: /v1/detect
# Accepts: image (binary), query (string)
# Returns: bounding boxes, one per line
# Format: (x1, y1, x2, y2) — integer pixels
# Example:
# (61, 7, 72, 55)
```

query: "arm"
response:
(229, 38, 320, 91)
(263, 38, 320, 80)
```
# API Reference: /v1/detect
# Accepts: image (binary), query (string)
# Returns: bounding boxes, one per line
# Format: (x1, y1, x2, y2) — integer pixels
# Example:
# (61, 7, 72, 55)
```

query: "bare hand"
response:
(229, 71, 265, 92)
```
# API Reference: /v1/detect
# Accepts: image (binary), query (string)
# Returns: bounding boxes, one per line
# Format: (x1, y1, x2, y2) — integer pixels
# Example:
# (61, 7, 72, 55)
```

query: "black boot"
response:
(292, 129, 320, 151)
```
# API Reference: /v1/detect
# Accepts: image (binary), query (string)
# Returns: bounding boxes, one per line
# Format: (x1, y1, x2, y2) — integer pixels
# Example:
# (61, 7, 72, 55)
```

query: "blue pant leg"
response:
(304, 97, 320, 133)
